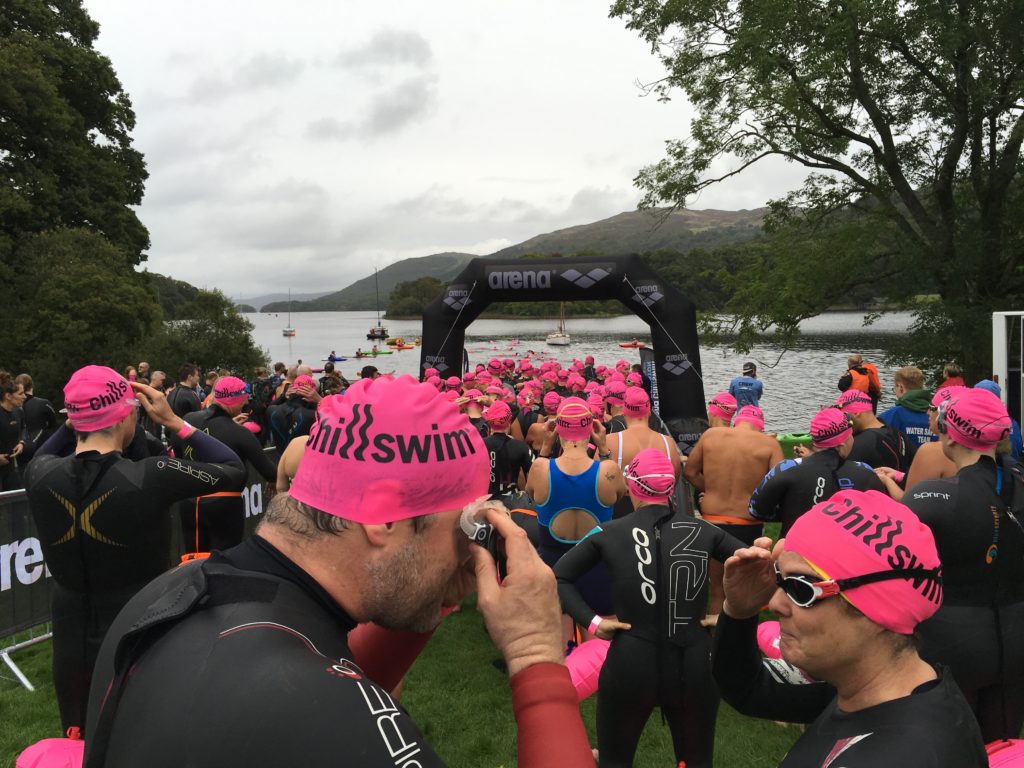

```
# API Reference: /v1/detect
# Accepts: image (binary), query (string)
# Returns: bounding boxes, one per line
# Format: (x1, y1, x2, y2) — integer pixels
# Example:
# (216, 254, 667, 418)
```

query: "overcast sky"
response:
(83, 0, 809, 299)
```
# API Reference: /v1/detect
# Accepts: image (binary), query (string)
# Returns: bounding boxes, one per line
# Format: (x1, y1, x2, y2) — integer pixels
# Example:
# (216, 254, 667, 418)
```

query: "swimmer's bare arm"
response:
(276, 435, 308, 492)
(683, 439, 705, 490)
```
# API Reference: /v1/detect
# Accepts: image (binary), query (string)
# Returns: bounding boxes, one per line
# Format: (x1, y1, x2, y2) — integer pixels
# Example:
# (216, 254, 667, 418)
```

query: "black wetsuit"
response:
(903, 455, 1024, 741)
(0, 404, 25, 490)
(267, 395, 317, 453)
(847, 425, 916, 473)
(748, 450, 885, 536)
(712, 613, 987, 767)
(469, 416, 489, 440)
(20, 393, 58, 462)
(555, 505, 743, 768)
(123, 424, 168, 460)
(24, 425, 245, 732)
(83, 535, 447, 768)
(483, 433, 533, 500)
(171, 405, 279, 553)
(166, 385, 201, 419)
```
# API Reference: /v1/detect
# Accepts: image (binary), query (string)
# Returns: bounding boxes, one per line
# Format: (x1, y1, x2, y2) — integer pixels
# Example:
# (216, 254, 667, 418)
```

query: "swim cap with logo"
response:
(555, 397, 594, 441)
(734, 405, 765, 431)
(785, 490, 943, 634)
(940, 388, 1011, 451)
(289, 375, 489, 524)
(483, 400, 513, 429)
(445, 376, 461, 390)
(932, 385, 966, 407)
(63, 365, 137, 432)
(835, 390, 873, 415)
(708, 392, 737, 422)
(810, 408, 852, 449)
(624, 387, 651, 417)
(213, 376, 250, 408)
(606, 380, 627, 407)
(624, 448, 676, 502)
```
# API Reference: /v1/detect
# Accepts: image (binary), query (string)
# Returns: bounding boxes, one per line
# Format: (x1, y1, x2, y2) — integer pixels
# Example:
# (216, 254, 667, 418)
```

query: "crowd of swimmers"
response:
(4, 347, 1022, 767)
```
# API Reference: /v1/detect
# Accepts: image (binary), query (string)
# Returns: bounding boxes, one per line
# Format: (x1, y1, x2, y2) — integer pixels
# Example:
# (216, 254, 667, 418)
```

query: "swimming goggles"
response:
(773, 562, 941, 608)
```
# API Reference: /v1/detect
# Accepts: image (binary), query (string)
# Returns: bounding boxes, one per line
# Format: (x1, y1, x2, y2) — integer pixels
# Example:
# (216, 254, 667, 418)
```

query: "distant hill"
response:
(267, 208, 767, 312)
(236, 290, 332, 310)
(263, 252, 476, 312)
(489, 207, 766, 259)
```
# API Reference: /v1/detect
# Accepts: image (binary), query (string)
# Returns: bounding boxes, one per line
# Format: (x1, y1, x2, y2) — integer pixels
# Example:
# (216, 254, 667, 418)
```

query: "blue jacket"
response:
(729, 376, 763, 408)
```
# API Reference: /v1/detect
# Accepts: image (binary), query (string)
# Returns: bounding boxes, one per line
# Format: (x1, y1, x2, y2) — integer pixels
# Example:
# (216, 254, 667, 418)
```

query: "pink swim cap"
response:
(463, 371, 476, 383)
(63, 365, 136, 432)
(555, 398, 594, 441)
(734, 405, 764, 431)
(626, 372, 643, 386)
(424, 367, 439, 378)
(931, 384, 966, 408)
(213, 376, 249, 408)
(242, 420, 262, 434)
(443, 390, 460, 402)
(785, 490, 943, 634)
(487, 358, 502, 373)
(585, 355, 595, 366)
(624, 387, 651, 417)
(605, 380, 627, 406)
(541, 371, 558, 384)
(445, 376, 461, 390)
(292, 375, 316, 391)
(483, 400, 513, 429)
(543, 391, 562, 415)
(556, 369, 569, 382)
(586, 393, 605, 419)
(624, 448, 676, 502)
(290, 375, 489, 524)
(810, 408, 852, 449)
(835, 390, 873, 415)
(756, 621, 783, 659)
(708, 392, 737, 422)
(939, 388, 1011, 451)
(615, 359, 630, 372)
(426, 375, 442, 390)
(485, 385, 505, 397)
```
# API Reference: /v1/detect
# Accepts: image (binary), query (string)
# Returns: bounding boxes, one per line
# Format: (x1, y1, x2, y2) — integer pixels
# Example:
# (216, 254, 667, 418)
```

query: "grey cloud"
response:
(307, 74, 438, 140)
(306, 117, 352, 140)
(335, 29, 433, 69)
(186, 52, 306, 102)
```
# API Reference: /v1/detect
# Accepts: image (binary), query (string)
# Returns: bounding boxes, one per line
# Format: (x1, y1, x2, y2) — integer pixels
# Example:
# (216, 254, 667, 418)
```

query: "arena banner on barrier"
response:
(0, 490, 53, 640)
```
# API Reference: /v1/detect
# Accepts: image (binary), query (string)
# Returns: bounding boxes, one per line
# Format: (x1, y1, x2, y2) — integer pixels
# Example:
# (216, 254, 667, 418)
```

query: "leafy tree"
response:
(5, 228, 161, 395)
(143, 290, 268, 379)
(613, 0, 1024, 379)
(0, 0, 149, 263)
(386, 277, 448, 318)
(143, 271, 201, 319)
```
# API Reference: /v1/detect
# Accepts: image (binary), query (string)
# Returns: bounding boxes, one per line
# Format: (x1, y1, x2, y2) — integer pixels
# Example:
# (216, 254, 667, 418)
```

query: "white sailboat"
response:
(282, 288, 296, 337)
(546, 303, 571, 346)
(366, 268, 389, 340)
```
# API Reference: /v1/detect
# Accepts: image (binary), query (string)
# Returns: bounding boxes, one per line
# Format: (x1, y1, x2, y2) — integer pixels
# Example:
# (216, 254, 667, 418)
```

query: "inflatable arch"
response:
(419, 255, 708, 443)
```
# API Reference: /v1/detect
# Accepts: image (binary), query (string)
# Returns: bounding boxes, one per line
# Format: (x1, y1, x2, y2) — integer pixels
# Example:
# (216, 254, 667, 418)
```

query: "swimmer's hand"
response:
(131, 381, 185, 434)
(792, 444, 809, 458)
(721, 536, 779, 620)
(472, 505, 563, 678)
(595, 618, 630, 641)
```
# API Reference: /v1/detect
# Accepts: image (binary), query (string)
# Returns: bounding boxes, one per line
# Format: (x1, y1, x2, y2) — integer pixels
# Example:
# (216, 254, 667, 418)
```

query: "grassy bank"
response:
(1, 605, 798, 767)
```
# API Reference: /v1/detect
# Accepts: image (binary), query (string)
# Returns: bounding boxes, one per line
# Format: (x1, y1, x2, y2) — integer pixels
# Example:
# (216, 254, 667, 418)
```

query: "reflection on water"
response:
(244, 310, 911, 434)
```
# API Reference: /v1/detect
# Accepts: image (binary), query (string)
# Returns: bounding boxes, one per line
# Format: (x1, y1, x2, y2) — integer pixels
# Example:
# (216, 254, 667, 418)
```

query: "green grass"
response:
(0, 608, 799, 768)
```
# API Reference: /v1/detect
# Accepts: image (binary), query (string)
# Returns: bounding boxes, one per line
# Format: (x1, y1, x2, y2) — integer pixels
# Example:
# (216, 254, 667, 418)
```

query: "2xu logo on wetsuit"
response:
(306, 404, 479, 464)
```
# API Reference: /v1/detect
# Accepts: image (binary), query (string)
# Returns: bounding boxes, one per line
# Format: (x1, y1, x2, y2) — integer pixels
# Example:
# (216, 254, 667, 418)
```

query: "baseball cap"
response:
(555, 397, 594, 441)
(624, 448, 676, 502)
(785, 490, 943, 634)
(939, 388, 1011, 451)
(810, 408, 852, 449)
(213, 376, 249, 408)
(835, 390, 873, 415)
(290, 375, 489, 524)
(734, 405, 764, 431)
(63, 365, 137, 432)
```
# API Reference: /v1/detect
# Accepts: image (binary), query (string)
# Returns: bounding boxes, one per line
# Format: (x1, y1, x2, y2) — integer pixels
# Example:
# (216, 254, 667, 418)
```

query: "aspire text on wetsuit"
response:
(555, 505, 742, 768)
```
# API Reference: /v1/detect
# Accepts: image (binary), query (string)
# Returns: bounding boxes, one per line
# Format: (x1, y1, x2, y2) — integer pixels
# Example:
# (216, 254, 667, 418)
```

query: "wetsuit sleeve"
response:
(748, 461, 794, 521)
(712, 613, 834, 723)
(183, 428, 242, 465)
(553, 533, 605, 625)
(347, 623, 436, 693)
(516, 442, 533, 486)
(135, 433, 246, 502)
(35, 423, 76, 457)
(237, 430, 278, 481)
(511, 663, 593, 768)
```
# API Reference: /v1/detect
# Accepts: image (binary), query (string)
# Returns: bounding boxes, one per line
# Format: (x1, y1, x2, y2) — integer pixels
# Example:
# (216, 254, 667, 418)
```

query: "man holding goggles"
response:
(713, 489, 986, 767)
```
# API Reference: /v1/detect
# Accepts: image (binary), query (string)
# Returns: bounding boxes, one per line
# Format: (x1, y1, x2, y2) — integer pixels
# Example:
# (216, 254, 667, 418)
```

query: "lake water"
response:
(244, 310, 913, 434)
